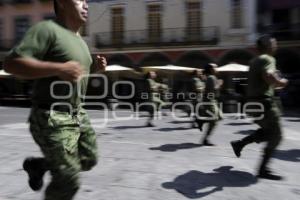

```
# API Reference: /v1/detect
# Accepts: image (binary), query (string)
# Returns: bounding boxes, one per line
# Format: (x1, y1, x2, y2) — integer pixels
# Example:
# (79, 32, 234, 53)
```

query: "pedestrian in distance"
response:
(230, 35, 288, 181)
(145, 71, 168, 127)
(4, 0, 107, 199)
(196, 63, 223, 146)
(190, 69, 205, 128)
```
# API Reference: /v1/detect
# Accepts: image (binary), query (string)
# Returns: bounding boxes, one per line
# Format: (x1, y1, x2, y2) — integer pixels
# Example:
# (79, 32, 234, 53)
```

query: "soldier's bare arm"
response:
(4, 57, 83, 82)
(263, 72, 288, 88)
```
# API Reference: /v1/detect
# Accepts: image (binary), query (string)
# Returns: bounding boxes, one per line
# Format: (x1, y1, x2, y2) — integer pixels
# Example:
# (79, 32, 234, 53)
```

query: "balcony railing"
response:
(94, 26, 220, 48)
(259, 24, 300, 41)
(272, 30, 300, 41)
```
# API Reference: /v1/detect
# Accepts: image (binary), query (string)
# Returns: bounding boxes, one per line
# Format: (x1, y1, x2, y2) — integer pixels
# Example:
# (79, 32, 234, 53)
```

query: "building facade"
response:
(87, 0, 258, 67)
(0, 0, 54, 52)
(0, 0, 299, 71)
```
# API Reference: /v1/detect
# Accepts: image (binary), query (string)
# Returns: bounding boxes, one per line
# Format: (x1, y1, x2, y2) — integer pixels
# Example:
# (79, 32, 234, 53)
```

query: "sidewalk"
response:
(0, 107, 299, 200)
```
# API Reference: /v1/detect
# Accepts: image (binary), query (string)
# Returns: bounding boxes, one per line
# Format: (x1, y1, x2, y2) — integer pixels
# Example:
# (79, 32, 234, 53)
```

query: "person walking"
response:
(196, 63, 223, 146)
(145, 71, 167, 127)
(190, 69, 205, 128)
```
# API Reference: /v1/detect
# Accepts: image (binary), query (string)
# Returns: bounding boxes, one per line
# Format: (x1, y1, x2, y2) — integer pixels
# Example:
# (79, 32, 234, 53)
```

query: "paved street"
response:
(0, 106, 300, 200)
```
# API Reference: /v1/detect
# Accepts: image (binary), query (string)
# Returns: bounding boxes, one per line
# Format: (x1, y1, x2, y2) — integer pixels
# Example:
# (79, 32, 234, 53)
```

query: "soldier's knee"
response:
(61, 170, 80, 186)
(265, 132, 282, 152)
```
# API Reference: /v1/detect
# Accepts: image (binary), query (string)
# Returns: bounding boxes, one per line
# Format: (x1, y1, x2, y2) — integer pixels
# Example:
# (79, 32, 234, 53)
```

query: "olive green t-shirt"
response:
(147, 79, 160, 93)
(9, 20, 92, 106)
(192, 77, 205, 93)
(247, 54, 276, 99)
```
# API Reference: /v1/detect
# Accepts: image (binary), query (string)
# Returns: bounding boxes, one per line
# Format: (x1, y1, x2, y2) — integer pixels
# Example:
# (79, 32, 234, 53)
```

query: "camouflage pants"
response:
(247, 100, 282, 170)
(196, 100, 221, 121)
(28, 107, 98, 200)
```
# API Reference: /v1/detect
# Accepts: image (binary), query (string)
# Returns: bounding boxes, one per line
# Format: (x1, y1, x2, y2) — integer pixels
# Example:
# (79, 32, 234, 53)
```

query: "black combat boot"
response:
(257, 168, 283, 181)
(230, 140, 244, 158)
(23, 157, 47, 191)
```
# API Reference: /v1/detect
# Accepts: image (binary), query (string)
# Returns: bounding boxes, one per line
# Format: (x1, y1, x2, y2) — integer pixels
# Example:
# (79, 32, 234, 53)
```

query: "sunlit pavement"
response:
(0, 106, 300, 200)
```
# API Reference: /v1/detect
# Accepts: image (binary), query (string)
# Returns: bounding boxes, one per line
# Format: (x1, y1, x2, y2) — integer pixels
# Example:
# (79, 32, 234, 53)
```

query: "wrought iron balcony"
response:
(94, 26, 220, 48)
(259, 24, 300, 41)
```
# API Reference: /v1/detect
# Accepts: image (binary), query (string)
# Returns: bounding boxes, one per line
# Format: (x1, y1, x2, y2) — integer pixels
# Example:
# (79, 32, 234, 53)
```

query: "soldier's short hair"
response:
(256, 35, 273, 52)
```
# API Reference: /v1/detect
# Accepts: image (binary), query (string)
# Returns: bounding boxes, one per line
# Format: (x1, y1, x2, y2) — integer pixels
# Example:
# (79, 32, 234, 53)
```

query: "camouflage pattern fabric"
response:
(28, 106, 98, 200)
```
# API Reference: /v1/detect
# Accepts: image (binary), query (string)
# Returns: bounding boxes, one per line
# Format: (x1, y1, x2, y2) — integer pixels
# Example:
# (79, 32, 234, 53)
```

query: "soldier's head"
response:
(204, 63, 218, 75)
(54, 0, 89, 24)
(256, 35, 277, 55)
(192, 69, 203, 78)
(146, 71, 157, 79)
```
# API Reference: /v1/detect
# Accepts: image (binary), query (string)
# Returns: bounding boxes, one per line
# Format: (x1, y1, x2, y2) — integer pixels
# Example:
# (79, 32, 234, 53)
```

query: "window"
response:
(231, 0, 243, 29)
(147, 4, 162, 43)
(14, 16, 30, 43)
(111, 7, 124, 45)
(0, 19, 3, 48)
(186, 1, 202, 41)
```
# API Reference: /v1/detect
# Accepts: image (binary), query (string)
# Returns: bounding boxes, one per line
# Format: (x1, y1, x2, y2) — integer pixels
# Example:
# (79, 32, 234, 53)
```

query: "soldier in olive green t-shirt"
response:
(3, 1, 107, 200)
(231, 36, 288, 181)
(195, 63, 223, 146)
(190, 70, 205, 128)
(11, 20, 92, 107)
(145, 71, 168, 127)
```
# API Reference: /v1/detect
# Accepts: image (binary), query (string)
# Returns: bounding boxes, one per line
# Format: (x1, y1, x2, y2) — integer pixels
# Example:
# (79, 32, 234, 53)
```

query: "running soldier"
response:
(230, 35, 288, 180)
(4, 0, 107, 199)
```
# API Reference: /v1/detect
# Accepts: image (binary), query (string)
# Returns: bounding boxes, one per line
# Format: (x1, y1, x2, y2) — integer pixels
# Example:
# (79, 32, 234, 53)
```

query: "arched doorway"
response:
(176, 51, 214, 68)
(218, 49, 255, 66)
(107, 54, 135, 67)
(139, 52, 172, 66)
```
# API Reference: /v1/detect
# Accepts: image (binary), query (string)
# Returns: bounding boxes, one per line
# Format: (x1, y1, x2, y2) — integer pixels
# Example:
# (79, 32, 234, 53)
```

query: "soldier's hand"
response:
(280, 78, 289, 87)
(57, 61, 84, 82)
(93, 55, 107, 73)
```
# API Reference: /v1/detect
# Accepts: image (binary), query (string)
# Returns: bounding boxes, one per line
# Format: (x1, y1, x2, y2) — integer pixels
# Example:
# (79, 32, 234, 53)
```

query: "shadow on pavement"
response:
(234, 129, 255, 135)
(162, 166, 257, 199)
(153, 127, 192, 132)
(273, 149, 300, 162)
(169, 120, 193, 124)
(112, 125, 148, 130)
(225, 122, 253, 126)
(149, 143, 202, 152)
